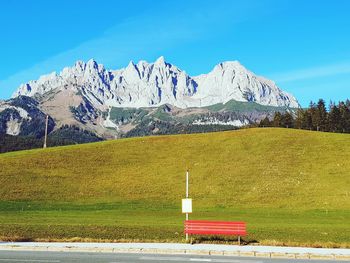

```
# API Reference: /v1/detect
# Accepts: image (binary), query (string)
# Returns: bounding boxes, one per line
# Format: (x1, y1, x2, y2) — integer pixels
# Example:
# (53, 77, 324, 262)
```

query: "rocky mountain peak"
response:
(12, 57, 299, 109)
(154, 56, 166, 65)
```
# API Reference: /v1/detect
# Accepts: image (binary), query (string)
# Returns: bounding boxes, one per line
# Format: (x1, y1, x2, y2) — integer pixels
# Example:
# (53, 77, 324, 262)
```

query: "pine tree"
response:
(328, 104, 341, 132)
(302, 110, 313, 130)
(294, 108, 304, 129)
(309, 101, 317, 130)
(281, 112, 294, 128)
(339, 102, 350, 132)
(259, 117, 271, 127)
(273, 112, 282, 127)
(316, 99, 327, 131)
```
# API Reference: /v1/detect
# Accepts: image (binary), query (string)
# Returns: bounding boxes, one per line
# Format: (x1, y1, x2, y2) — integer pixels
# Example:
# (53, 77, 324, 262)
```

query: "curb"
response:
(0, 244, 349, 261)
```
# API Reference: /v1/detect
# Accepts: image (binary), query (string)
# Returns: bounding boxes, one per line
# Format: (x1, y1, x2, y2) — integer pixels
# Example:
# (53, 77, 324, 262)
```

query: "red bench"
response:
(184, 220, 247, 245)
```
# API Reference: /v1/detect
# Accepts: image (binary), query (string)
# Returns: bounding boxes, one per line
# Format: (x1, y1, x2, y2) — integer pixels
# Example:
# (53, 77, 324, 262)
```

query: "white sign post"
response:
(181, 170, 192, 241)
(182, 198, 192, 213)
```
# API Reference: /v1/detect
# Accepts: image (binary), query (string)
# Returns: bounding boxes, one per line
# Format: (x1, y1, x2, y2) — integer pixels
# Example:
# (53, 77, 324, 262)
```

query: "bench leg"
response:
(238, 236, 240, 246)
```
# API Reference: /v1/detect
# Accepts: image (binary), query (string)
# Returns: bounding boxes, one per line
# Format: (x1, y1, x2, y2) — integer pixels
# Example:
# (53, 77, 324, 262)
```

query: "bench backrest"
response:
(184, 220, 247, 236)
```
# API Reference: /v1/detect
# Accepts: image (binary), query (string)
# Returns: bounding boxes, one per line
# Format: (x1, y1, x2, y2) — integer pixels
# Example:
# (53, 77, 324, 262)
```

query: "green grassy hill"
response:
(205, 99, 292, 112)
(0, 128, 349, 247)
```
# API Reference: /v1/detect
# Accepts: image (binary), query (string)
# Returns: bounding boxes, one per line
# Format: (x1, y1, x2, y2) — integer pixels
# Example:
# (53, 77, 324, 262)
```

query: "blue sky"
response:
(1, 0, 350, 106)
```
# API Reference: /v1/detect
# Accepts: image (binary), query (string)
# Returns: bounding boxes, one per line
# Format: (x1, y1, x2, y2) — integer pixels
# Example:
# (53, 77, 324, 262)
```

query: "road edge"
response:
(0, 243, 349, 261)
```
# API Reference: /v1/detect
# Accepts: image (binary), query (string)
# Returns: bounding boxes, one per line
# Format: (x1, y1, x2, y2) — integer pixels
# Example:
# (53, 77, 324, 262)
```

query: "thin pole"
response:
(186, 170, 189, 198)
(186, 170, 189, 242)
(43, 115, 48, 149)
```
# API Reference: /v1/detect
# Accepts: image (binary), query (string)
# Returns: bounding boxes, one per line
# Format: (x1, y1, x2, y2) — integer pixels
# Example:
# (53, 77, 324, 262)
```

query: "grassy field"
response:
(0, 128, 349, 247)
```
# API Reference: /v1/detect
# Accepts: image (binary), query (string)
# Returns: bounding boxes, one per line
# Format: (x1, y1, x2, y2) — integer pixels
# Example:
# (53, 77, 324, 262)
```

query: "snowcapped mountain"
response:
(13, 57, 299, 109)
(3, 57, 299, 143)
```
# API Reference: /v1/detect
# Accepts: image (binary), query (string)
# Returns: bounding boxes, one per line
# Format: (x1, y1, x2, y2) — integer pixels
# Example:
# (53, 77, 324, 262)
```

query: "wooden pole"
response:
(186, 170, 189, 242)
(43, 115, 48, 148)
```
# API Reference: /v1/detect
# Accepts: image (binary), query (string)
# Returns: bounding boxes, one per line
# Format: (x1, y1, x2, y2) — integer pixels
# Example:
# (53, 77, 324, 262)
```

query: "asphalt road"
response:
(0, 251, 344, 263)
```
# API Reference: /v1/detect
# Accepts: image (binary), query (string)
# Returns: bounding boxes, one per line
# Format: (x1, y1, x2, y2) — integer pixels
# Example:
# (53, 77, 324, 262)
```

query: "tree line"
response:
(259, 99, 350, 133)
(0, 125, 102, 154)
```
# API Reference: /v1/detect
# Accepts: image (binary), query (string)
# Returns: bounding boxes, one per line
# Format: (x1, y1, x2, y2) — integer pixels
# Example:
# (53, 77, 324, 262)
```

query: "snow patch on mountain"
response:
(193, 117, 249, 127)
(0, 105, 30, 119)
(102, 108, 119, 130)
(6, 117, 21, 135)
(0, 105, 31, 135)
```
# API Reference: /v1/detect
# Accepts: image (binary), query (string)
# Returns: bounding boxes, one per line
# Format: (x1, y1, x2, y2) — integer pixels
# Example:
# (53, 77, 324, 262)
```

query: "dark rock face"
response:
(0, 96, 55, 138)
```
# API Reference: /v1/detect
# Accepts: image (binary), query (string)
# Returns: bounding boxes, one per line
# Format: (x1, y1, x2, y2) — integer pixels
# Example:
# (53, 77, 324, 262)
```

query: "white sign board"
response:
(182, 198, 192, 213)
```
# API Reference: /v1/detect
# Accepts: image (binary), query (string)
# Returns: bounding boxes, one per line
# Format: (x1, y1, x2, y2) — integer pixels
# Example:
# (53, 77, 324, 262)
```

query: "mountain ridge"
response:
(0, 57, 300, 147)
(13, 57, 299, 109)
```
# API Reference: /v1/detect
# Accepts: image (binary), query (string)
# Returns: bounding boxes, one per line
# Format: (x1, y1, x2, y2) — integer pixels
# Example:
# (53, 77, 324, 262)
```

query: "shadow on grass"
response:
(0, 237, 34, 242)
(190, 235, 258, 246)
